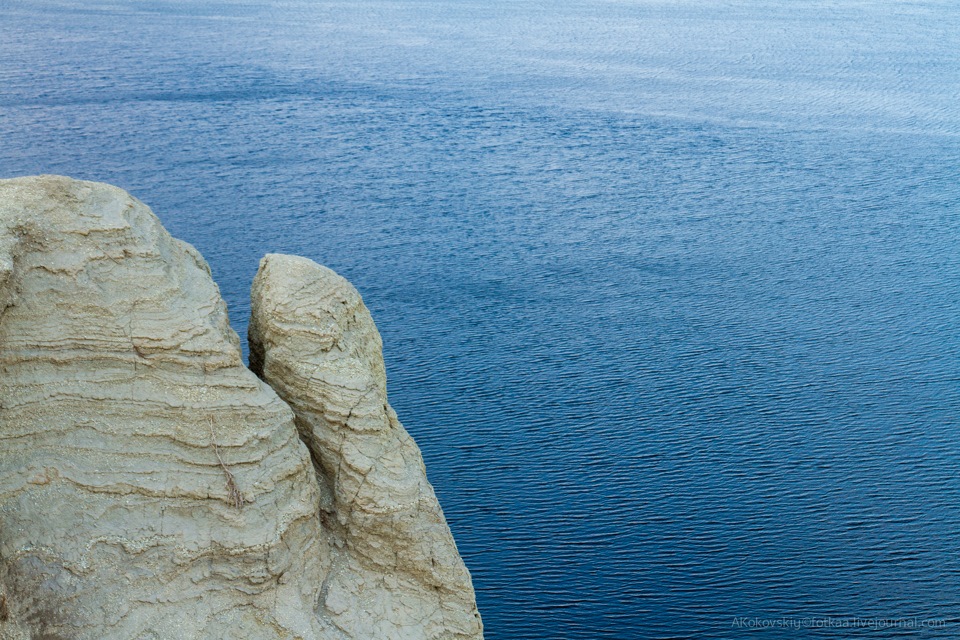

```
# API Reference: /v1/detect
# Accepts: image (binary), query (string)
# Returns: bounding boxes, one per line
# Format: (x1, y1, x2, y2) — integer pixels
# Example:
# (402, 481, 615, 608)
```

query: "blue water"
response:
(2, 1, 960, 637)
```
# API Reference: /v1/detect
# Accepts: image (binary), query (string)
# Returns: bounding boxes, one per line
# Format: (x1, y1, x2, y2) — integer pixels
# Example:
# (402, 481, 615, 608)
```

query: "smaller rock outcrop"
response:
(250, 254, 483, 640)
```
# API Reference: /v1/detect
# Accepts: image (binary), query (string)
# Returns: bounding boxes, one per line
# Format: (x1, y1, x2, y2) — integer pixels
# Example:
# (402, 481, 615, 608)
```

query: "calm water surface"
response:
(2, 1, 960, 637)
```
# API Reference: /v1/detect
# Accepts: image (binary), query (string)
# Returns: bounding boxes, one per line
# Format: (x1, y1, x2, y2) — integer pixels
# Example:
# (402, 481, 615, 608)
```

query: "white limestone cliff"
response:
(0, 175, 482, 640)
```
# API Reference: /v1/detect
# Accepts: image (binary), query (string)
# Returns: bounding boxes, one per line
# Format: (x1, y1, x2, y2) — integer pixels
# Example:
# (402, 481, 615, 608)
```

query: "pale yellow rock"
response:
(250, 254, 483, 640)
(0, 175, 481, 640)
(0, 175, 335, 639)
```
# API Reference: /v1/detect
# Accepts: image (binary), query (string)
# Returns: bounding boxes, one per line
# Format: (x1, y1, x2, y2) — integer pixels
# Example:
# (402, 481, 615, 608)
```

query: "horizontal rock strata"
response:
(250, 254, 482, 640)
(0, 175, 481, 640)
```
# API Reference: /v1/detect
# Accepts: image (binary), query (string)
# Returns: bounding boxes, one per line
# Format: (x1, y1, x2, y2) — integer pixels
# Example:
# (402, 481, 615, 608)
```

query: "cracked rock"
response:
(250, 254, 483, 640)
(0, 176, 482, 640)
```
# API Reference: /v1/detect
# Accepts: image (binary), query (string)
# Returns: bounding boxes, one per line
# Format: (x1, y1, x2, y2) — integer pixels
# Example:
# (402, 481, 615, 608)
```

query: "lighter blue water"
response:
(2, 1, 960, 637)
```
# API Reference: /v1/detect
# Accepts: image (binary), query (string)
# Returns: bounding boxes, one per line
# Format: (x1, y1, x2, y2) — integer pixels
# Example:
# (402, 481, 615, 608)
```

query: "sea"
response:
(1, 1, 959, 637)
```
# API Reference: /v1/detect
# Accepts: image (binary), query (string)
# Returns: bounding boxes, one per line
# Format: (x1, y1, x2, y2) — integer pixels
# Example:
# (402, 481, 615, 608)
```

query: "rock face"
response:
(0, 175, 482, 640)
(249, 254, 482, 640)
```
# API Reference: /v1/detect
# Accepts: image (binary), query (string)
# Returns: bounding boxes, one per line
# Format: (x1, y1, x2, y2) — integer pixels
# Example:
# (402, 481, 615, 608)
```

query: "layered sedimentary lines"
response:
(0, 176, 330, 639)
(0, 176, 481, 639)
(250, 254, 483, 640)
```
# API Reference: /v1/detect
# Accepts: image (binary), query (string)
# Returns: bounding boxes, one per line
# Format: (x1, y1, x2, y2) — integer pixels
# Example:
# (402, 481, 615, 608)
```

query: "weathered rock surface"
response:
(249, 254, 482, 640)
(0, 175, 481, 639)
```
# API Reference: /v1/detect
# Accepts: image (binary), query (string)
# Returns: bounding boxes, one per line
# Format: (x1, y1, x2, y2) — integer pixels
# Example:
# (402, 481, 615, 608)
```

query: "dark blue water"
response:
(2, 1, 960, 637)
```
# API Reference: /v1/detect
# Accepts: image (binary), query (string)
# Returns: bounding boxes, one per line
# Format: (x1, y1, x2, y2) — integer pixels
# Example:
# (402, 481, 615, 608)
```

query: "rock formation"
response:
(0, 175, 482, 640)
(249, 254, 481, 640)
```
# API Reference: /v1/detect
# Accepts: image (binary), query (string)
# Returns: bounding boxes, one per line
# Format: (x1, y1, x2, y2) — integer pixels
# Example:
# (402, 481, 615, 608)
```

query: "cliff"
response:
(0, 175, 482, 640)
